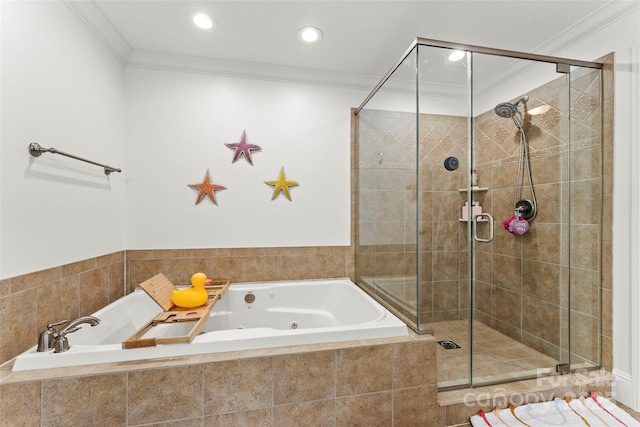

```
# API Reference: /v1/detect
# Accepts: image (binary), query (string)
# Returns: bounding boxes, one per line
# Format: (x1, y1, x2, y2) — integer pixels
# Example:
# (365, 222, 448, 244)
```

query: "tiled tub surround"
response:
(12, 278, 408, 371)
(0, 333, 437, 427)
(127, 246, 354, 295)
(0, 246, 353, 367)
(0, 252, 125, 365)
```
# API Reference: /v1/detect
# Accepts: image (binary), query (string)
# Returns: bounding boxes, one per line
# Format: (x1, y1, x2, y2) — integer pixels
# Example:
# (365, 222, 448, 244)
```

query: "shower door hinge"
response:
(556, 63, 571, 74)
(556, 363, 570, 375)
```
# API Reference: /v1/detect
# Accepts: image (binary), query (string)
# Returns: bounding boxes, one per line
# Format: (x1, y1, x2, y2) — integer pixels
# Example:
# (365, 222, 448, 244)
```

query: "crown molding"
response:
(533, 0, 640, 57)
(68, 0, 638, 93)
(126, 50, 381, 91)
(64, 0, 132, 64)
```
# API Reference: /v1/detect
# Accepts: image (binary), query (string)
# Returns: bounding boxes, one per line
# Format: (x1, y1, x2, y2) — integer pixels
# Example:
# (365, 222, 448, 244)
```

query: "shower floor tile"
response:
(425, 319, 559, 388)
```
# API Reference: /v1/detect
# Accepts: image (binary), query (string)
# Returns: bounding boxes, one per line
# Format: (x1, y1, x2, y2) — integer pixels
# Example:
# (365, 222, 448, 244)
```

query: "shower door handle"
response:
(473, 213, 494, 243)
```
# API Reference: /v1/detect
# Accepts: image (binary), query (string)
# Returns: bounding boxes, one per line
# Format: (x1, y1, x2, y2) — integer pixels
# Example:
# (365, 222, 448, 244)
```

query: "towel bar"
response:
(29, 142, 122, 175)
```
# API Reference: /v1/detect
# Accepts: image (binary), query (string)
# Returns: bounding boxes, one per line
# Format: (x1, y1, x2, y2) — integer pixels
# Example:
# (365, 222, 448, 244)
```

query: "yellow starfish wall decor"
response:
(264, 167, 299, 201)
(188, 169, 226, 205)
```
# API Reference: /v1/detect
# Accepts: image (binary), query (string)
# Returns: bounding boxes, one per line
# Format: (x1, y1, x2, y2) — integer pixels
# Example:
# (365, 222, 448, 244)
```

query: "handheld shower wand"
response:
(493, 95, 537, 223)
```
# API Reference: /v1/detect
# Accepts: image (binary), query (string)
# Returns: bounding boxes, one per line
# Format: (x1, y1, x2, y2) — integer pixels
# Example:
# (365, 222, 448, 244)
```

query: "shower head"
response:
(494, 102, 519, 119)
(494, 95, 528, 129)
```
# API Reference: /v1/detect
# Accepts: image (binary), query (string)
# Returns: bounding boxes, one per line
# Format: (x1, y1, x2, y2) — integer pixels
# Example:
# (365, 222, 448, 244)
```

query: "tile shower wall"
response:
(355, 111, 469, 324)
(473, 67, 605, 367)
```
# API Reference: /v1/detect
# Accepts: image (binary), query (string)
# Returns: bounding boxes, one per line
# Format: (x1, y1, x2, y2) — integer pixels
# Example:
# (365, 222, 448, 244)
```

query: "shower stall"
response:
(353, 38, 604, 389)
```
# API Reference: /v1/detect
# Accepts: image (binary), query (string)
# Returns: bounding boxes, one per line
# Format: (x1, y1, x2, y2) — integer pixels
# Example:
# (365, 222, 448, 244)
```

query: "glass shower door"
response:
(470, 52, 579, 386)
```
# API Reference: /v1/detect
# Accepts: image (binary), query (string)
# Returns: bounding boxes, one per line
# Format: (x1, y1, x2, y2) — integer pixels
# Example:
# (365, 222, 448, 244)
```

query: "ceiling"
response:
(77, 1, 636, 87)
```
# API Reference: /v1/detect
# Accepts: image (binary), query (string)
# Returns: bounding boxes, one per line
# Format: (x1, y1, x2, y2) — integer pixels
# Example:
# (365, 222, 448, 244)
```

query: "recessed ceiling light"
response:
(448, 50, 465, 62)
(192, 12, 216, 31)
(297, 26, 323, 43)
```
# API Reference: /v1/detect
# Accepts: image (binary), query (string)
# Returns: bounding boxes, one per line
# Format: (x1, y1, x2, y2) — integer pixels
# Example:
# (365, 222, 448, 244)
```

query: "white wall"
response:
(0, 1, 126, 278)
(124, 68, 358, 249)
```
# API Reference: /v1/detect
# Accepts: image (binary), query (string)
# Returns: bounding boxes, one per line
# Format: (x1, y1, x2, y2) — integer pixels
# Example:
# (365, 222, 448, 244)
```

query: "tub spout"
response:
(53, 316, 100, 353)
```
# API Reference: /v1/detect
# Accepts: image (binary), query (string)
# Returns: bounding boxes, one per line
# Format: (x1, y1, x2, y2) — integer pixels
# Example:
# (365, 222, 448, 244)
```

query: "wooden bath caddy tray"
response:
(122, 273, 230, 349)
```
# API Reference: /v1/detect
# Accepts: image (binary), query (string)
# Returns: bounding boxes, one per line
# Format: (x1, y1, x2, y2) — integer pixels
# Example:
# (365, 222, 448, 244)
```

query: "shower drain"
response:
(437, 340, 461, 350)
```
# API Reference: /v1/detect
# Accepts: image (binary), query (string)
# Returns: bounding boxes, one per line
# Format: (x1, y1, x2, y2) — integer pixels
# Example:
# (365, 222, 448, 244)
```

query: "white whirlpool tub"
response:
(12, 278, 408, 371)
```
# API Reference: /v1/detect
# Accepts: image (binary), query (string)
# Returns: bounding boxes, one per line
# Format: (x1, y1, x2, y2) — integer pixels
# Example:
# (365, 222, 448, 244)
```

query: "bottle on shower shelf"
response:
(461, 202, 469, 221)
(472, 202, 482, 218)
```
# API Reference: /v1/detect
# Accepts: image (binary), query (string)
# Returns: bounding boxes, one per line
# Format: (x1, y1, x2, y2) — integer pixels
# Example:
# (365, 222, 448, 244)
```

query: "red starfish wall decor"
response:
(188, 169, 226, 205)
(224, 130, 262, 165)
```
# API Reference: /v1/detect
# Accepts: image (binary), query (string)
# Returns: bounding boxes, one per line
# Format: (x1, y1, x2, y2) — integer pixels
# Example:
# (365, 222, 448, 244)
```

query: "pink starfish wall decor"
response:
(224, 130, 262, 165)
(188, 169, 226, 205)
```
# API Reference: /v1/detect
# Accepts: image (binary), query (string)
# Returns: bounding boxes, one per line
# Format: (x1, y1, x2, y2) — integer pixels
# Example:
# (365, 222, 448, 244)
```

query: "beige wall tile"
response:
(62, 258, 97, 278)
(393, 340, 437, 388)
(275, 254, 321, 280)
(491, 287, 522, 328)
(273, 400, 335, 426)
(393, 385, 438, 427)
(570, 268, 600, 316)
(108, 260, 125, 303)
(2, 293, 37, 362)
(128, 259, 173, 290)
(336, 391, 392, 427)
(96, 251, 123, 268)
(243, 256, 283, 282)
(204, 358, 272, 415)
(491, 254, 521, 293)
(570, 311, 599, 363)
(522, 297, 560, 345)
(432, 252, 459, 281)
(433, 222, 459, 252)
(0, 279, 10, 298)
(78, 266, 110, 317)
(37, 278, 79, 336)
(0, 381, 41, 426)
(42, 374, 126, 427)
(273, 351, 335, 405)
(433, 281, 459, 311)
(374, 251, 405, 277)
(523, 223, 562, 264)
(128, 366, 204, 425)
(570, 225, 600, 270)
(336, 345, 392, 396)
(11, 267, 62, 293)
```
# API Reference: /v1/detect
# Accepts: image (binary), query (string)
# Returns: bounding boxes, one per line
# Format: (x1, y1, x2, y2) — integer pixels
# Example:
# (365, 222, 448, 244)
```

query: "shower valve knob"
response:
(444, 157, 459, 171)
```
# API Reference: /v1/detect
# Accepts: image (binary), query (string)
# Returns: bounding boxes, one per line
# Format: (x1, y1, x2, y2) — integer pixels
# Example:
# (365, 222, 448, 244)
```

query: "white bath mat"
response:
(470, 393, 640, 426)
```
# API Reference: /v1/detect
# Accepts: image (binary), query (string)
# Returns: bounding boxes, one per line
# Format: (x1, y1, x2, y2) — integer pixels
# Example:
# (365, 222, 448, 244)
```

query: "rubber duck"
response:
(171, 273, 211, 308)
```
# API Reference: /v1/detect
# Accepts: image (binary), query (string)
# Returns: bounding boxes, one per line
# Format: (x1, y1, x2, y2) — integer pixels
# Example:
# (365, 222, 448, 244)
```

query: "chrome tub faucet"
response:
(37, 316, 100, 353)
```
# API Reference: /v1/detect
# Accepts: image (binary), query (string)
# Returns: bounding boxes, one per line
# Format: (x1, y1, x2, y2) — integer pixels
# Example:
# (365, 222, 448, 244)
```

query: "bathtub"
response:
(11, 278, 408, 371)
